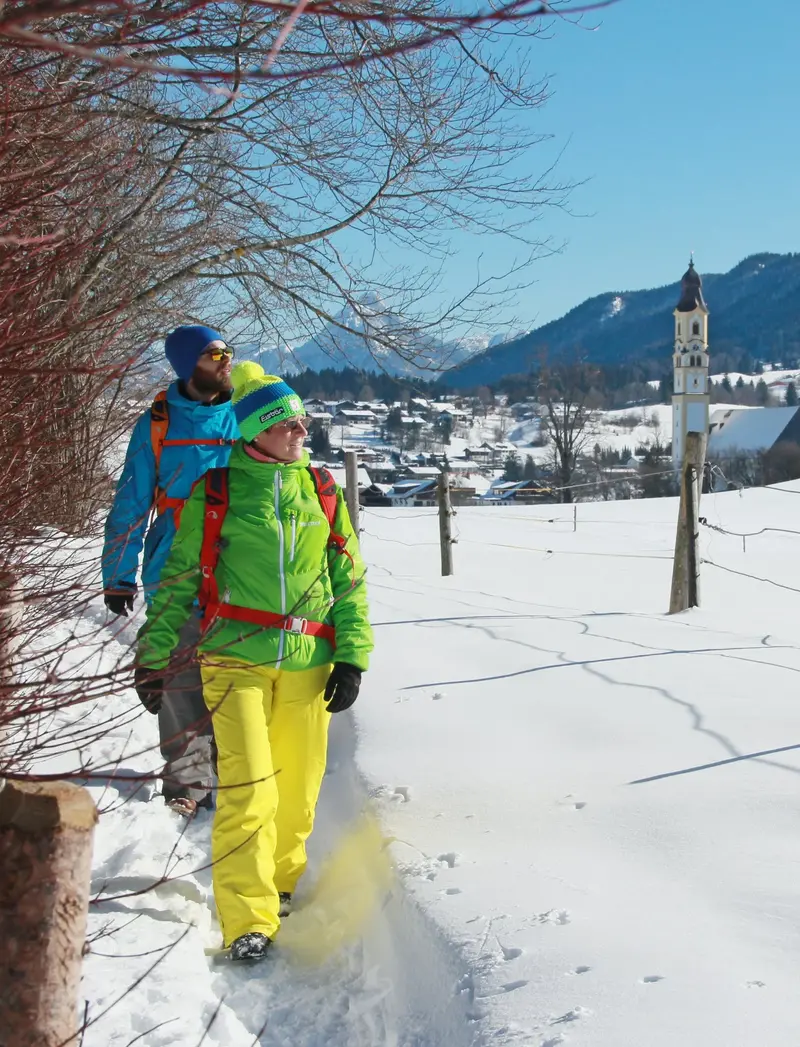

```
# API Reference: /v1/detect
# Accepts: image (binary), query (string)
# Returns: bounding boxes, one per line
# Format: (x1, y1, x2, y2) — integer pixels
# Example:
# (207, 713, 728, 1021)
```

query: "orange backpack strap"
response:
(149, 391, 169, 475)
(149, 391, 171, 514)
(148, 391, 235, 518)
(198, 467, 230, 627)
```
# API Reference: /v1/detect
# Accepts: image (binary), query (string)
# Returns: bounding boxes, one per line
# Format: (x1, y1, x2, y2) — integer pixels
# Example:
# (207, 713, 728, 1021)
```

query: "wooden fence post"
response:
(0, 572, 98, 1046)
(0, 781, 98, 1047)
(669, 431, 703, 614)
(438, 471, 454, 576)
(344, 450, 360, 534)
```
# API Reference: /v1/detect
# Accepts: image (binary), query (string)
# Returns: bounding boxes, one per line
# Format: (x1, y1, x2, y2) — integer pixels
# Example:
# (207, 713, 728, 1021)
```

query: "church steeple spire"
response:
(676, 257, 708, 313)
(672, 258, 710, 469)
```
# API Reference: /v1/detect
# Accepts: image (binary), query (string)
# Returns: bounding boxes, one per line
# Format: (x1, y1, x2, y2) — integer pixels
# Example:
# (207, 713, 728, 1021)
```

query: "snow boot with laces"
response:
(229, 932, 272, 963)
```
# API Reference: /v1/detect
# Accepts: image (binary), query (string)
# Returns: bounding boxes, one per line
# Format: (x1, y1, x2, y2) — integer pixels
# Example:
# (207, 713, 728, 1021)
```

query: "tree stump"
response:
(0, 780, 98, 1047)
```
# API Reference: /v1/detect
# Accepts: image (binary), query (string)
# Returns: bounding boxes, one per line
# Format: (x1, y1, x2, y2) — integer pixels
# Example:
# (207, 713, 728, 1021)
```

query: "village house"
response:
(482, 479, 554, 503)
(331, 408, 379, 426)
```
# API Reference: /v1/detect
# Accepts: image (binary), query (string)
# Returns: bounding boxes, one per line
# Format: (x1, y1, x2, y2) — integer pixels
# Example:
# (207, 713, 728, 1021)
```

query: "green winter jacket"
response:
(137, 444, 373, 673)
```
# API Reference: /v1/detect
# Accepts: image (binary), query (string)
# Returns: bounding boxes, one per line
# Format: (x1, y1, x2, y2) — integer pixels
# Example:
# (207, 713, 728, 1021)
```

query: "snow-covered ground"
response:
(22, 479, 800, 1045)
(649, 367, 800, 395)
(708, 367, 799, 391)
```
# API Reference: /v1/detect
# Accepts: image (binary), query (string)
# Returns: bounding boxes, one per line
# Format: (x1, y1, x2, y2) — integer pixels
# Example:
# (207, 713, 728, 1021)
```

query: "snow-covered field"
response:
(25, 480, 800, 1046)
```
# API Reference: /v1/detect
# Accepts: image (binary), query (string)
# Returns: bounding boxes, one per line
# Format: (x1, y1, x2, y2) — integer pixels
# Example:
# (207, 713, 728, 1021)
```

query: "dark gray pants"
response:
(157, 616, 213, 803)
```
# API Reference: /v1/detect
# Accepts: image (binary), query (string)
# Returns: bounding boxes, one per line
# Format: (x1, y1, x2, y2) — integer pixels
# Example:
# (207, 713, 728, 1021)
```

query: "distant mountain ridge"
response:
(265, 293, 516, 377)
(439, 252, 800, 388)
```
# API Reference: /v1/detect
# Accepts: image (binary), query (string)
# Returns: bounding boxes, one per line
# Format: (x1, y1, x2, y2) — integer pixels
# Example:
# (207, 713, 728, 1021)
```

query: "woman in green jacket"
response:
(136, 362, 373, 962)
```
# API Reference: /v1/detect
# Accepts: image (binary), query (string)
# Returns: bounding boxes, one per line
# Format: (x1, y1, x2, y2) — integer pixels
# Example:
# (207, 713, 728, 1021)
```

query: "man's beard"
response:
(191, 371, 232, 395)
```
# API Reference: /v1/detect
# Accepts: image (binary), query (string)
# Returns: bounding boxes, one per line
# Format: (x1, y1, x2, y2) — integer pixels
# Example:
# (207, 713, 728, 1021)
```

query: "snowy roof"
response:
(708, 406, 799, 455)
(310, 463, 372, 488)
(387, 479, 437, 499)
(450, 474, 491, 494)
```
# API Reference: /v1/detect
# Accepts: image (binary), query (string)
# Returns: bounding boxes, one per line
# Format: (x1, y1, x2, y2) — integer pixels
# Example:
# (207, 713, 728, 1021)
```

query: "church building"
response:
(672, 260, 710, 468)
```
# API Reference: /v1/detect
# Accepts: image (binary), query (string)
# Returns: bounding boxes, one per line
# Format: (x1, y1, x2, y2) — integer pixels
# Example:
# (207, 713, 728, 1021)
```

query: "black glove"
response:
(324, 663, 362, 714)
(134, 665, 164, 715)
(105, 582, 137, 617)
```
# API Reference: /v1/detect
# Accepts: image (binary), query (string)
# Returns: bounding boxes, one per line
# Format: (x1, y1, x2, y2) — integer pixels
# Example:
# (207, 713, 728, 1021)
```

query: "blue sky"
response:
(407, 0, 800, 334)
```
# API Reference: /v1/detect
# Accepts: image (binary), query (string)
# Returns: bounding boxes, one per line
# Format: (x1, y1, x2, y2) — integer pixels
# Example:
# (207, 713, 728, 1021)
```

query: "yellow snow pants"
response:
(200, 659, 331, 946)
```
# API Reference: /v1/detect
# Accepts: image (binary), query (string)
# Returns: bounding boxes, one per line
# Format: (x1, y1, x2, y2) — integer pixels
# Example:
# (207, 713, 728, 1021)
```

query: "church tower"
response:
(672, 259, 710, 468)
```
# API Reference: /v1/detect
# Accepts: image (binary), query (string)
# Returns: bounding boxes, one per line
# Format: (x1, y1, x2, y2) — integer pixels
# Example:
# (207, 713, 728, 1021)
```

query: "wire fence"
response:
(358, 462, 800, 602)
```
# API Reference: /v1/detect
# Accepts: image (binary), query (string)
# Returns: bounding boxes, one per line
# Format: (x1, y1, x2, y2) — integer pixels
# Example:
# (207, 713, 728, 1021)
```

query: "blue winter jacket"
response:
(102, 382, 238, 602)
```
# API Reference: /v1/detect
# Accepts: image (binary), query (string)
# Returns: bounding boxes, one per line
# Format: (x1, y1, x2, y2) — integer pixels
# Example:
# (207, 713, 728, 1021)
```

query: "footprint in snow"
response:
(551, 1005, 591, 1025)
(560, 793, 587, 811)
(641, 975, 665, 984)
(567, 965, 591, 976)
(746, 980, 766, 989)
(444, 887, 462, 895)
(499, 942, 523, 961)
(370, 783, 411, 802)
(475, 979, 529, 1000)
(438, 851, 460, 868)
(533, 909, 571, 926)
(501, 979, 528, 993)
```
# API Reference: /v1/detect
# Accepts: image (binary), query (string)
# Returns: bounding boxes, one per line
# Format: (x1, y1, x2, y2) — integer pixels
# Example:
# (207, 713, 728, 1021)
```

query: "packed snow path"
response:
(62, 605, 476, 1047)
(81, 708, 476, 1047)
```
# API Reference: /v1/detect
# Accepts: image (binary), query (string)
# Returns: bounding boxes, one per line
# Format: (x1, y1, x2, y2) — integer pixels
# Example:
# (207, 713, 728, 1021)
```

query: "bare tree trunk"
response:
(0, 780, 98, 1047)
(560, 463, 574, 504)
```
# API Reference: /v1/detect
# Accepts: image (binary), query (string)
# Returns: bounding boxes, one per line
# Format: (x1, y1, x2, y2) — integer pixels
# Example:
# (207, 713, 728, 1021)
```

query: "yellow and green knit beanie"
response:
(231, 362, 306, 442)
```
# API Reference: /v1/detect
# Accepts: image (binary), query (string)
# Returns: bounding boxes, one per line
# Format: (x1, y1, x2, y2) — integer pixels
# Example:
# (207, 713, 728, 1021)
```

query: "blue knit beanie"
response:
(164, 325, 223, 380)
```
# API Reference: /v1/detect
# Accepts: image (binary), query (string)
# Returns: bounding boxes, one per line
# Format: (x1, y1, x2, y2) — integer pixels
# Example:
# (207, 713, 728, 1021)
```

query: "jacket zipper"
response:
(274, 470, 286, 667)
(289, 513, 297, 563)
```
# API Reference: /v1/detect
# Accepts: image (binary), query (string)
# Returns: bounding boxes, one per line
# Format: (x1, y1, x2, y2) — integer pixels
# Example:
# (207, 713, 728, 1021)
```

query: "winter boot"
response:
(230, 932, 272, 962)
(163, 786, 213, 818)
(279, 892, 293, 918)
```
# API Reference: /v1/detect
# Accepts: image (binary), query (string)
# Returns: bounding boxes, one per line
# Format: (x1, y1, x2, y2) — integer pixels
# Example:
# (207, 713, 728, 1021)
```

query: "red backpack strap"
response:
(308, 466, 348, 552)
(198, 467, 230, 627)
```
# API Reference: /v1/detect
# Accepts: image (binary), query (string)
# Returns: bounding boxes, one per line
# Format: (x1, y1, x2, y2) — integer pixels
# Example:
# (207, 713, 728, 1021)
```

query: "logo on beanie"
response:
(259, 406, 284, 424)
(289, 396, 302, 412)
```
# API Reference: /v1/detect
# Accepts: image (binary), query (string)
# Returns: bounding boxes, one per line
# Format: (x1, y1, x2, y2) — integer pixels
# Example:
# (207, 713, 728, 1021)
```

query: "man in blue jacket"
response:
(103, 325, 239, 815)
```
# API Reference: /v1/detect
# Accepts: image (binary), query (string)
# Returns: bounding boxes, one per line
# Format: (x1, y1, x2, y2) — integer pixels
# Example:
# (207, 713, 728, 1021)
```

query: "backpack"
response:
(149, 391, 236, 516)
(196, 465, 353, 643)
